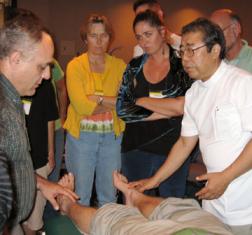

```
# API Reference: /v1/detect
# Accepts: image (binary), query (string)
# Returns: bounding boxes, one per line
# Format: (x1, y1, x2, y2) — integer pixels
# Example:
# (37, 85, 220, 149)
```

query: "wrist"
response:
(152, 174, 161, 187)
(97, 96, 104, 105)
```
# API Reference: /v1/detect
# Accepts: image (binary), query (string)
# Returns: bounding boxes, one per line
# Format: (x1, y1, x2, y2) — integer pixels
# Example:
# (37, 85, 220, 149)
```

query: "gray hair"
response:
(0, 9, 44, 60)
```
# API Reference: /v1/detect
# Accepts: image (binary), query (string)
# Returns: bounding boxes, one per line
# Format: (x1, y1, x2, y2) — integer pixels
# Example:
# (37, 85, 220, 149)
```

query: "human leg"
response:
(22, 164, 50, 235)
(48, 128, 65, 182)
(57, 173, 97, 234)
(65, 132, 97, 206)
(149, 198, 232, 235)
(157, 155, 191, 198)
(121, 150, 159, 196)
(227, 224, 252, 235)
(113, 171, 164, 217)
(9, 224, 24, 235)
(96, 133, 122, 206)
(44, 128, 65, 219)
(58, 172, 167, 235)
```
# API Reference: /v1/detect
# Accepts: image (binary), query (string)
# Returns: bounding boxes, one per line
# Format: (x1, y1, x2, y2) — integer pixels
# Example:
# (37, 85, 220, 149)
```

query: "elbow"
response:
(172, 99, 185, 116)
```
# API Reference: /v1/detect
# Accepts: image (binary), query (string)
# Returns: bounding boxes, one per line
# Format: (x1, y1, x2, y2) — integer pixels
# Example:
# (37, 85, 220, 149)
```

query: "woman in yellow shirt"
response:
(64, 14, 126, 206)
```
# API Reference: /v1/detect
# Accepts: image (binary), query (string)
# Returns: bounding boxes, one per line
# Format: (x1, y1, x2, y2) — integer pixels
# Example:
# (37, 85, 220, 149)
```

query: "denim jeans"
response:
(65, 131, 122, 207)
(121, 149, 190, 198)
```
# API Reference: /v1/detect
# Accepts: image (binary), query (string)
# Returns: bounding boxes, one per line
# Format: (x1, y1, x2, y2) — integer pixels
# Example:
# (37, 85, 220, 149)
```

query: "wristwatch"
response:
(97, 96, 104, 105)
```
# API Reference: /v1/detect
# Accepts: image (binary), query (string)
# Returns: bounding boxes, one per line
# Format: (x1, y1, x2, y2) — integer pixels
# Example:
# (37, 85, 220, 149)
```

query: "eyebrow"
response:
(180, 43, 195, 48)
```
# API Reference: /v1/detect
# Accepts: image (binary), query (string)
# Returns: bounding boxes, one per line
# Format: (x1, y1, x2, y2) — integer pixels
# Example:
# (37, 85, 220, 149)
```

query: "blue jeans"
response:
(121, 149, 190, 198)
(48, 128, 65, 182)
(65, 131, 122, 207)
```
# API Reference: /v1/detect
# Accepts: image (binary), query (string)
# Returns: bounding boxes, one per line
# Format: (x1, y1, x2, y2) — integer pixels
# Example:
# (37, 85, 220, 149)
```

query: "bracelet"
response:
(97, 96, 104, 105)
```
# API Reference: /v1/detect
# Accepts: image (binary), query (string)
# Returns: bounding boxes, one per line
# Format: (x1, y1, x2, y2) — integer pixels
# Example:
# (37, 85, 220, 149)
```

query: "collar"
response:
(0, 73, 21, 104)
(198, 61, 226, 88)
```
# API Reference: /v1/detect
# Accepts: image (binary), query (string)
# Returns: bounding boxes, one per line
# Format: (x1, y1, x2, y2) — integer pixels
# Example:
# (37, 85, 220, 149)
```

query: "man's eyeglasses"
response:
(175, 44, 207, 58)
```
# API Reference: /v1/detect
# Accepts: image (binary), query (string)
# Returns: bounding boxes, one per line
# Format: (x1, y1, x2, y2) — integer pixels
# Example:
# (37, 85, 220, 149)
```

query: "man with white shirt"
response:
(133, 18, 252, 235)
(132, 0, 181, 57)
(210, 9, 252, 73)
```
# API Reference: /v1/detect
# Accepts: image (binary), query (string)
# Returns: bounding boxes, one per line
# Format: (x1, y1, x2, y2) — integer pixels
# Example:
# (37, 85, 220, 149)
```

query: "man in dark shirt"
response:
(0, 9, 77, 234)
(22, 80, 58, 234)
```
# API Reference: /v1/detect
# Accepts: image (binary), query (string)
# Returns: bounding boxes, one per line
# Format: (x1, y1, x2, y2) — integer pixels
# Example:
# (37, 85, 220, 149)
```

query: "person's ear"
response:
(211, 44, 221, 59)
(159, 26, 166, 39)
(9, 51, 22, 66)
(157, 9, 164, 20)
(232, 21, 241, 37)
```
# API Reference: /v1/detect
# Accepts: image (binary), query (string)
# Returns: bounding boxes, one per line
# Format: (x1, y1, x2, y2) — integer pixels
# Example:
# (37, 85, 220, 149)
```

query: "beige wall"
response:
(18, 0, 251, 70)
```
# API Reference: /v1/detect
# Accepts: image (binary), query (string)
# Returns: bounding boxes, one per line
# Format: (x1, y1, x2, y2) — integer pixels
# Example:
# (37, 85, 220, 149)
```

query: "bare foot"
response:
(58, 172, 75, 191)
(113, 171, 137, 206)
(57, 173, 75, 215)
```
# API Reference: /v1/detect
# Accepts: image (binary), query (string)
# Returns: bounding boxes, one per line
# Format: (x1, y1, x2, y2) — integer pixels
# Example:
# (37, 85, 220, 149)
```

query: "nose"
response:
(139, 37, 148, 48)
(96, 36, 102, 45)
(181, 51, 191, 63)
(42, 65, 51, 80)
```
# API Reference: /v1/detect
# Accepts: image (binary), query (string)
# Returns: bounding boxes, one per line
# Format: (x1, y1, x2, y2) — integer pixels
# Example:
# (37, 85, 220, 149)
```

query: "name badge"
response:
(22, 99, 32, 115)
(149, 91, 166, 99)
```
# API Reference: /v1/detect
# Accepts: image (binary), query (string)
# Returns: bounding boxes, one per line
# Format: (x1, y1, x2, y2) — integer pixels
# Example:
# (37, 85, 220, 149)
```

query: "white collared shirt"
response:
(182, 61, 252, 225)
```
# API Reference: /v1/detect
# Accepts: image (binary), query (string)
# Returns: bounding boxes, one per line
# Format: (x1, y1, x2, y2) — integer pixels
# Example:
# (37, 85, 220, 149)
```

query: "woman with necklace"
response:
(64, 14, 126, 207)
(117, 10, 193, 198)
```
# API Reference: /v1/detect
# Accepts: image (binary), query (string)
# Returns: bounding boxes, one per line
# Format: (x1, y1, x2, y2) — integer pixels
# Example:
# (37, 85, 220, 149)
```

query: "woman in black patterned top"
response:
(116, 10, 193, 197)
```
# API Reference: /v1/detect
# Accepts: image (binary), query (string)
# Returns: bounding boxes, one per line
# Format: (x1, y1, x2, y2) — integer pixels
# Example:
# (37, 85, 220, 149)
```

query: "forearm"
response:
(47, 121, 55, 158)
(36, 173, 46, 190)
(136, 96, 184, 117)
(222, 138, 252, 183)
(144, 112, 169, 121)
(56, 79, 68, 124)
(153, 136, 198, 184)
(88, 95, 117, 115)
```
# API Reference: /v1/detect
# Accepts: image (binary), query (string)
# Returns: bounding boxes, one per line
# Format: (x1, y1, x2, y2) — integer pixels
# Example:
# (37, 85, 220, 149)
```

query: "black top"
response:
(25, 80, 58, 169)
(121, 47, 192, 155)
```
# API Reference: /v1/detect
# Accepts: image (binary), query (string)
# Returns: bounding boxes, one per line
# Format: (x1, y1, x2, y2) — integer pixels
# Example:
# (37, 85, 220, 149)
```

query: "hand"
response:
(144, 112, 169, 121)
(37, 175, 79, 210)
(195, 172, 231, 200)
(129, 177, 159, 193)
(87, 95, 98, 103)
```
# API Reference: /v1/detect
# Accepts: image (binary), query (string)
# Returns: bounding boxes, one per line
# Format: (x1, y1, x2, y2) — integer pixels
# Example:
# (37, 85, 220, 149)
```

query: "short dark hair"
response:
(80, 14, 114, 43)
(0, 9, 44, 59)
(182, 18, 226, 59)
(133, 10, 164, 32)
(133, 0, 159, 12)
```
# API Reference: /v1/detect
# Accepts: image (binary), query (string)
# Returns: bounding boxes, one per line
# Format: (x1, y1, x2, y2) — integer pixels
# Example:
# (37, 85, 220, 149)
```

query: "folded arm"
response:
(136, 96, 185, 120)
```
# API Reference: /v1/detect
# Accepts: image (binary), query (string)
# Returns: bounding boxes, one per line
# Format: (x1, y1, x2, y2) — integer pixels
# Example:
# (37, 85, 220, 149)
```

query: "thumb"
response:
(196, 174, 208, 182)
(49, 197, 59, 211)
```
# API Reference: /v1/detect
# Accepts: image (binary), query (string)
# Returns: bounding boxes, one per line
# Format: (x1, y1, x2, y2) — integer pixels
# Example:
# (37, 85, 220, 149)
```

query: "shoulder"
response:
(128, 54, 146, 68)
(225, 62, 252, 80)
(67, 53, 87, 70)
(184, 81, 200, 98)
(106, 54, 126, 68)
